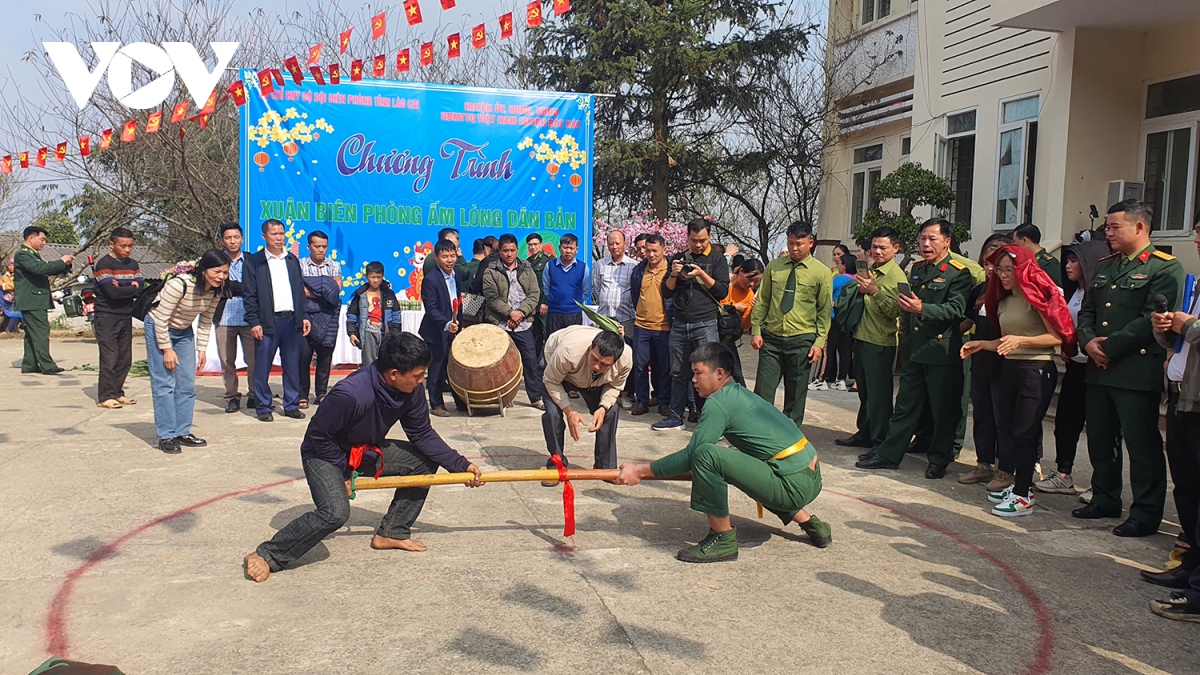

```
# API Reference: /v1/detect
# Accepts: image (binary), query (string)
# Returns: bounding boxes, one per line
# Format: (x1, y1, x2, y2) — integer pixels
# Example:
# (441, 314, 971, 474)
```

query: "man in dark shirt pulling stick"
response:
(244, 332, 483, 582)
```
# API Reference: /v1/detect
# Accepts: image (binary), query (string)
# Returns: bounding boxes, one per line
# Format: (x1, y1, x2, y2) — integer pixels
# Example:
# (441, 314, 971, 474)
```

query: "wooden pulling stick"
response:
(354, 469, 689, 491)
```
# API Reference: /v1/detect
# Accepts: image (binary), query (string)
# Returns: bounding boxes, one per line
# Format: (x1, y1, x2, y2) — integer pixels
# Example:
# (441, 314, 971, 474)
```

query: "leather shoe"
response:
(175, 434, 207, 447)
(1113, 518, 1156, 538)
(631, 404, 649, 416)
(856, 455, 899, 470)
(1071, 503, 1121, 520)
(1141, 566, 1194, 589)
(658, 405, 671, 417)
(283, 409, 306, 420)
(257, 413, 274, 422)
(857, 449, 877, 462)
(43, 366, 65, 375)
(835, 435, 873, 448)
(158, 437, 182, 454)
(225, 399, 240, 413)
(925, 464, 947, 479)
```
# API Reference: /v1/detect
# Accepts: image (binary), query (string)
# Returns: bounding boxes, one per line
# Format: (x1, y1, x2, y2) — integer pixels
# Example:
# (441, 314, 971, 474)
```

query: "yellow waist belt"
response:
(771, 437, 808, 461)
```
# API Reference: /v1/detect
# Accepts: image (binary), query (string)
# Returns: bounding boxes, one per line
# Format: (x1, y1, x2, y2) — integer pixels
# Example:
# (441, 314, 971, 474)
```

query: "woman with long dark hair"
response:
(145, 249, 231, 454)
(962, 244, 1075, 516)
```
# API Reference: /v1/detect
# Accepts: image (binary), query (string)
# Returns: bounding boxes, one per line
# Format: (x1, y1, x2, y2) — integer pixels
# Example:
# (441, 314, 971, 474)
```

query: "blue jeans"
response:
(635, 326, 671, 408)
(144, 317, 196, 440)
(254, 314, 303, 415)
(668, 319, 718, 419)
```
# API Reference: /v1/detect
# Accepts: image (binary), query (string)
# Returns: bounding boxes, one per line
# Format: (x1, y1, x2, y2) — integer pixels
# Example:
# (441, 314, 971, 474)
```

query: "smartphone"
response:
(898, 282, 912, 297)
(855, 259, 869, 275)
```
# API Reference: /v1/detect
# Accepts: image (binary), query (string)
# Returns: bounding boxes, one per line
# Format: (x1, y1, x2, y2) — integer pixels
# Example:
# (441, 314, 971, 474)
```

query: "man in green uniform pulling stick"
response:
(617, 342, 832, 563)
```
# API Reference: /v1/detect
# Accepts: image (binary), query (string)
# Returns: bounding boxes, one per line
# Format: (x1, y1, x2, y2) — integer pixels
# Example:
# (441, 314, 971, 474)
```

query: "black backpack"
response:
(130, 277, 166, 319)
(718, 304, 745, 344)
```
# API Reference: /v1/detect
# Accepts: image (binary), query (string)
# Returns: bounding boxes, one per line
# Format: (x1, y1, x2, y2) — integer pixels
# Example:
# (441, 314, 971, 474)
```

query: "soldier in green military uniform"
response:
(749, 221, 832, 428)
(526, 233, 554, 356)
(1015, 223, 1062, 286)
(837, 226, 905, 449)
(857, 219, 973, 478)
(1074, 199, 1184, 536)
(13, 225, 74, 374)
(617, 342, 832, 562)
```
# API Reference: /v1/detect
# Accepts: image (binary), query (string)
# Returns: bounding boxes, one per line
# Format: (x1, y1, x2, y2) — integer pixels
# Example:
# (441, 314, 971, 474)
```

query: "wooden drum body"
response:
(448, 323, 524, 416)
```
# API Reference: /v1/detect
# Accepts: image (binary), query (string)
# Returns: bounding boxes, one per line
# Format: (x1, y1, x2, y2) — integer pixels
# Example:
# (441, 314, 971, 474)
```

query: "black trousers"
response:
(1167, 388, 1200, 571)
(969, 361, 1007, 467)
(1052, 360, 1088, 475)
(508, 328, 544, 404)
(998, 360, 1057, 498)
(542, 387, 620, 469)
(299, 334, 335, 401)
(94, 312, 133, 402)
(822, 328, 853, 382)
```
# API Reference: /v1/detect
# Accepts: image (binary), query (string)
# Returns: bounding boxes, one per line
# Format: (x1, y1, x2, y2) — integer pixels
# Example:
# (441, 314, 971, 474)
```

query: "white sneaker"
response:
(808, 381, 829, 391)
(992, 491, 1035, 517)
(1034, 472, 1076, 494)
(831, 380, 849, 392)
(1079, 488, 1093, 504)
(988, 485, 1013, 504)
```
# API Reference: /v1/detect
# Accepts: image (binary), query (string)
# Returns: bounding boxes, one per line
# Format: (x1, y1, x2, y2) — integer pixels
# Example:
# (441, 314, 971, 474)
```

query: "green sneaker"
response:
(676, 528, 739, 563)
(799, 515, 833, 548)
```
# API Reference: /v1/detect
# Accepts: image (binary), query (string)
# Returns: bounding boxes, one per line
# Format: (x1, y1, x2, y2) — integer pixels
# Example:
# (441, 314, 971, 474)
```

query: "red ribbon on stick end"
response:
(549, 454, 575, 537)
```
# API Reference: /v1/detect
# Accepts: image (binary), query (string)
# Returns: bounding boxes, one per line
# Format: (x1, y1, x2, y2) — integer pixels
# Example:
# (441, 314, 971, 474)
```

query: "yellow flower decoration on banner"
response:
(519, 131, 587, 171)
(248, 107, 336, 150)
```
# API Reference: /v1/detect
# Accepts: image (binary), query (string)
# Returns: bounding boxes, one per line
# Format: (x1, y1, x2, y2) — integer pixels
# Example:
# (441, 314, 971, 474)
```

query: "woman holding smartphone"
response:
(961, 244, 1075, 516)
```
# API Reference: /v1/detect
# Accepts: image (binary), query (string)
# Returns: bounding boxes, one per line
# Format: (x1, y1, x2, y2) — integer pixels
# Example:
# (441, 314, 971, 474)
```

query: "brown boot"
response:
(958, 462, 996, 485)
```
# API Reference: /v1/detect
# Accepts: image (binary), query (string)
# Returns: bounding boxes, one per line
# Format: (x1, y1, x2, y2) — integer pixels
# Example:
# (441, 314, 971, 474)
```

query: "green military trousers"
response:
(912, 357, 971, 456)
(754, 332, 817, 429)
(21, 309, 57, 373)
(853, 342, 896, 446)
(687, 443, 822, 525)
(1086, 384, 1166, 528)
(875, 360, 964, 468)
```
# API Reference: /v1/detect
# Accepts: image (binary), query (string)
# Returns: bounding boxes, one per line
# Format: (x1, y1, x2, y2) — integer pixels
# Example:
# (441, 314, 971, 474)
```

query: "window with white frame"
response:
(936, 110, 977, 227)
(994, 95, 1040, 228)
(1141, 73, 1200, 233)
(861, 0, 892, 27)
(850, 144, 883, 233)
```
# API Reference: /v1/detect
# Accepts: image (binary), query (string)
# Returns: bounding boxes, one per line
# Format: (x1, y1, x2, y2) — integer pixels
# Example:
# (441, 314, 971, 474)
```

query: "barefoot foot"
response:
(371, 534, 427, 552)
(244, 552, 271, 582)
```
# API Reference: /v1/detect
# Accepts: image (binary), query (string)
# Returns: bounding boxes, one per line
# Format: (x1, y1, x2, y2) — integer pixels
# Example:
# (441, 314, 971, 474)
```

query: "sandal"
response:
(298, 399, 309, 409)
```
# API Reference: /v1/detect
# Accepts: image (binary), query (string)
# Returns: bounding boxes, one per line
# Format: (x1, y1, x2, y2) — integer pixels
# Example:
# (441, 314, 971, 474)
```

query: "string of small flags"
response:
(2, 0, 571, 173)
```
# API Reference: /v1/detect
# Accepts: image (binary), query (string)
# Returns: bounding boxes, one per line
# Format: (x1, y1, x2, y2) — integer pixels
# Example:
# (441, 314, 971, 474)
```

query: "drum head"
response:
(451, 323, 512, 369)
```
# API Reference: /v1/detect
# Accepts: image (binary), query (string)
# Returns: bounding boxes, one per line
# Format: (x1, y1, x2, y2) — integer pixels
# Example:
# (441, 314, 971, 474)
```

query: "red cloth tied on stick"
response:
(549, 454, 575, 537)
(349, 445, 384, 479)
(984, 244, 1077, 356)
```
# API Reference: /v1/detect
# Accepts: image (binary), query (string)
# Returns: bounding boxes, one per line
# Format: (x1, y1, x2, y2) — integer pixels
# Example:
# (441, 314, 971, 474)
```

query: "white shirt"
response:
(593, 255, 637, 323)
(442, 268, 458, 332)
(1168, 282, 1199, 382)
(265, 249, 295, 313)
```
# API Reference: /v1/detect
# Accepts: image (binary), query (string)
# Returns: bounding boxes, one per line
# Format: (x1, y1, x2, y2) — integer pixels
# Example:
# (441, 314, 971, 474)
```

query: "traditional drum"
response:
(448, 323, 523, 416)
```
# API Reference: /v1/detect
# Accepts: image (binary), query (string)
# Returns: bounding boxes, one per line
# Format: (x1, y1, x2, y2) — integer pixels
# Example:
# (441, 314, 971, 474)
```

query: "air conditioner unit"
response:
(1107, 180, 1144, 208)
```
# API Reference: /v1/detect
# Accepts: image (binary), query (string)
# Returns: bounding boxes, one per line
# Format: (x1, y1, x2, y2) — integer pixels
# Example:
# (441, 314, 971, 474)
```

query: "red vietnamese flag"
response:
(78, 136, 90, 157)
(271, 69, 285, 87)
(351, 59, 364, 82)
(404, 0, 423, 25)
(372, 54, 386, 78)
(527, 1, 543, 27)
(339, 28, 352, 54)
(371, 11, 387, 39)
(419, 42, 433, 66)
(329, 63, 341, 84)
(500, 13, 514, 39)
(396, 48, 411, 73)
(307, 43, 322, 65)
(447, 33, 461, 59)
(36, 147, 47, 166)
(226, 80, 247, 107)
(171, 101, 190, 122)
(55, 142, 67, 161)
(472, 24, 486, 49)
(190, 112, 211, 130)
(18, 151, 28, 168)
(146, 111, 163, 134)
(284, 56, 304, 84)
(309, 66, 326, 85)
(100, 129, 113, 150)
(201, 90, 218, 114)
(441, 0, 455, 8)
(553, 0, 570, 15)
(1, 156, 10, 174)
(257, 69, 275, 96)
(121, 121, 136, 143)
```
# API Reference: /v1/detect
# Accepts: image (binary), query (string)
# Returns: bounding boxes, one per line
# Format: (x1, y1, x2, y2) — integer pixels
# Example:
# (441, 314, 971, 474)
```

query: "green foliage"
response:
(852, 162, 969, 261)
(31, 212, 80, 246)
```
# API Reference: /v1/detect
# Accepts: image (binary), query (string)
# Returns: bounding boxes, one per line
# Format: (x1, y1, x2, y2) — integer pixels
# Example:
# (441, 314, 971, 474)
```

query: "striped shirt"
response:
(593, 255, 637, 322)
(220, 254, 247, 327)
(149, 275, 222, 351)
(300, 256, 342, 278)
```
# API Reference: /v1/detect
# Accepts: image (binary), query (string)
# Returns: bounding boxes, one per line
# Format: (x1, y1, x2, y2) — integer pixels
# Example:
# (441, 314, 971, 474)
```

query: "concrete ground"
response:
(0, 335, 1197, 674)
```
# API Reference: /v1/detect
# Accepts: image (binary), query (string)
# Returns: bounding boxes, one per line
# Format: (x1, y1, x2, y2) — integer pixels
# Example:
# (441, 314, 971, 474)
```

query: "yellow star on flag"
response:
(354, 66, 361, 75)
(399, 54, 408, 64)
(503, 20, 511, 29)
(450, 39, 458, 49)
(408, 5, 418, 15)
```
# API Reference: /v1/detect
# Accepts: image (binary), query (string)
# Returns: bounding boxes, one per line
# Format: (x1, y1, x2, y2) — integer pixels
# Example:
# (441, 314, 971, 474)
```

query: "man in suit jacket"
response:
(243, 219, 310, 421)
(420, 239, 466, 416)
(14, 225, 74, 374)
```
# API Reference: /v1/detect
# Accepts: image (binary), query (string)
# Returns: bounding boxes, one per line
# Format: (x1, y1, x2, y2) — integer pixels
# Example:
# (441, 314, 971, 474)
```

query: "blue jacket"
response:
(543, 257, 588, 314)
(345, 281, 403, 340)
(300, 363, 471, 478)
(304, 275, 342, 347)
(242, 250, 308, 335)
(419, 266, 465, 342)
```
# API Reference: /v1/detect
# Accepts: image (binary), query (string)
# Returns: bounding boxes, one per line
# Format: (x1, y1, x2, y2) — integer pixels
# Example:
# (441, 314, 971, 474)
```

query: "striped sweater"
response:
(148, 276, 221, 351)
(93, 253, 143, 315)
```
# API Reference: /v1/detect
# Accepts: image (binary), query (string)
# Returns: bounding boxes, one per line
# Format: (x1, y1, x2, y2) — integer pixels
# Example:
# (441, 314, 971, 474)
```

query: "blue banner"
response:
(239, 71, 594, 305)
